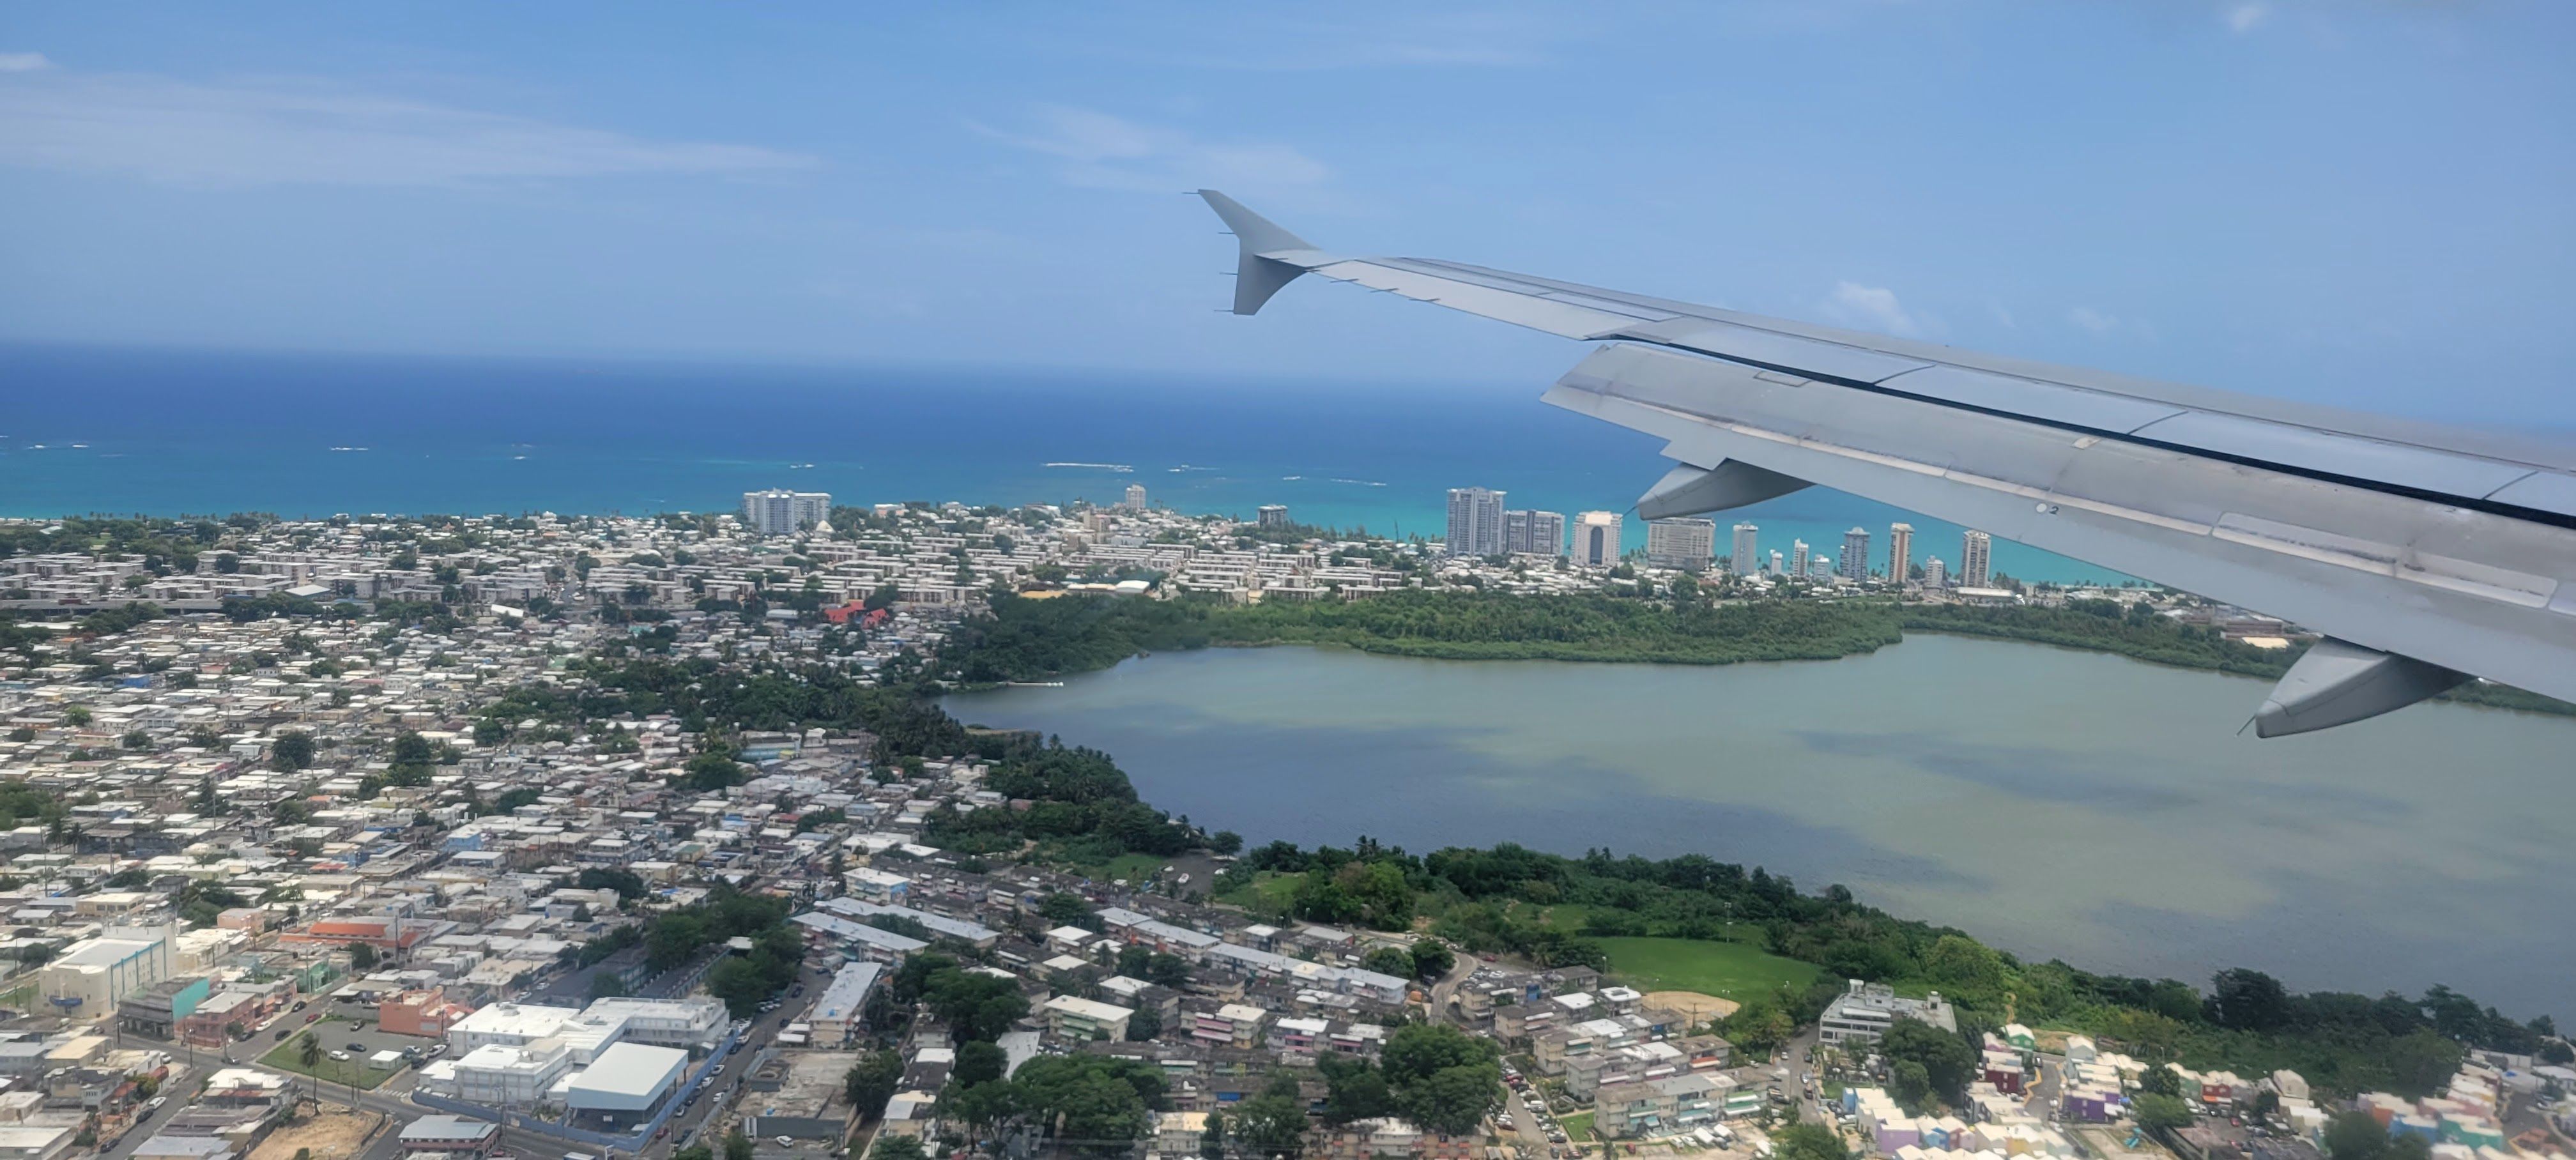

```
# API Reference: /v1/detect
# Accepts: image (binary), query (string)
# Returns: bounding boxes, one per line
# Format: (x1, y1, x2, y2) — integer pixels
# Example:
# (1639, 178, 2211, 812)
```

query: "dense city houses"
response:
(0, 492, 2544, 1160)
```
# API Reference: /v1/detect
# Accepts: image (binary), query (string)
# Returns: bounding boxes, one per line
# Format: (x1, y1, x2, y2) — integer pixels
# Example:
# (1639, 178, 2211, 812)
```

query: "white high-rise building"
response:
(1790, 539, 1810, 577)
(1646, 518, 1717, 572)
(1504, 509, 1565, 556)
(1809, 555, 1835, 581)
(1767, 549, 1784, 576)
(1447, 488, 1508, 557)
(1923, 557, 1947, 589)
(1839, 526, 1871, 580)
(742, 490, 831, 537)
(1571, 510, 1623, 567)
(1257, 505, 1289, 530)
(1731, 523, 1759, 576)
(1961, 530, 1993, 587)
(1889, 523, 1915, 585)
(1124, 484, 1149, 512)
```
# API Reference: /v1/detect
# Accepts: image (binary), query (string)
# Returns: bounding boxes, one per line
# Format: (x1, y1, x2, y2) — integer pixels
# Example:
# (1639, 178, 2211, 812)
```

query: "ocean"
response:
(1, 342, 2126, 584)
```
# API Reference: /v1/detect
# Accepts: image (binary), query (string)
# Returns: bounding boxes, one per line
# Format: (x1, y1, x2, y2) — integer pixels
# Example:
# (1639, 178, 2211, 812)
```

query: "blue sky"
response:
(3, 2, 2571, 425)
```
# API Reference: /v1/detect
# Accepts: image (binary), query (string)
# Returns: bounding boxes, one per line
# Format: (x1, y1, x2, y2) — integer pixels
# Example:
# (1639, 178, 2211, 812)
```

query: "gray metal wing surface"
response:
(1195, 190, 2576, 735)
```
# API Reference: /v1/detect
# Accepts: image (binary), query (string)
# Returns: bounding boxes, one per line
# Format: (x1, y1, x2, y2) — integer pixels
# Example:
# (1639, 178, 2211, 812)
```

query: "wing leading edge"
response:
(1196, 190, 2576, 735)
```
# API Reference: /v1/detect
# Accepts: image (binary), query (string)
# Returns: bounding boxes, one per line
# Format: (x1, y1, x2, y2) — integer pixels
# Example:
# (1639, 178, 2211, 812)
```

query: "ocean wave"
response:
(1168, 464, 1218, 473)
(1280, 475, 1304, 481)
(1043, 461, 1134, 473)
(1329, 477, 1388, 487)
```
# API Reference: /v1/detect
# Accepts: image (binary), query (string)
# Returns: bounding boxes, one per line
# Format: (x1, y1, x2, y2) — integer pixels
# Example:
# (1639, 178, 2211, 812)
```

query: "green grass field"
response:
(1215, 870, 1304, 911)
(261, 1025, 399, 1090)
(1595, 936, 1827, 1001)
(1559, 1111, 1597, 1142)
(1092, 853, 1169, 885)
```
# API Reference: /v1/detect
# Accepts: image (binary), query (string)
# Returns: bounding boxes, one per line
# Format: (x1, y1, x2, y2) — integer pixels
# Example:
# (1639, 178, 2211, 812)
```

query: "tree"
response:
(346, 942, 379, 970)
(1361, 946, 1416, 979)
(1039, 892, 1093, 927)
(120, 730, 151, 751)
(1409, 941, 1455, 981)
(724, 1128, 756, 1160)
(682, 751, 745, 791)
(270, 730, 315, 772)
(846, 1049, 904, 1120)
(1772, 1124, 1853, 1160)
(1230, 1072, 1311, 1159)
(298, 1033, 321, 1071)
(1126, 1007, 1162, 1042)
(870, 1136, 928, 1160)
(2138, 1064, 2184, 1099)
(1880, 1018, 1976, 1106)
(955, 1040, 1008, 1088)
(1889, 1060, 1933, 1110)
(1319, 1057, 1393, 1125)
(2324, 1111, 2392, 1160)
(2209, 968, 2292, 1032)
(2133, 1094, 2196, 1136)
(1211, 830, 1245, 856)
(1381, 1023, 1499, 1137)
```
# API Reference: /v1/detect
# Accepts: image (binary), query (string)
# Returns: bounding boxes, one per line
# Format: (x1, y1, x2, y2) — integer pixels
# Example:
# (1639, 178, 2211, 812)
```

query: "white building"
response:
(42, 924, 173, 1015)
(581, 997, 728, 1051)
(1923, 557, 1947, 589)
(1731, 523, 1758, 576)
(811, 961, 884, 1046)
(1888, 523, 1913, 584)
(565, 1042, 689, 1124)
(741, 490, 831, 537)
(1961, 530, 1993, 587)
(1646, 519, 1716, 572)
(446, 1002, 583, 1055)
(449, 1039, 574, 1106)
(1447, 488, 1507, 558)
(1818, 980, 1957, 1046)
(1257, 505, 1290, 530)
(1124, 484, 1149, 512)
(1790, 539, 1810, 577)
(1571, 511, 1623, 567)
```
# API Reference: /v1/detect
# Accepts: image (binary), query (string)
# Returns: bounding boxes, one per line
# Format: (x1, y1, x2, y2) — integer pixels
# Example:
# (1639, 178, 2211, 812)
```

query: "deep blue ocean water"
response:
(0, 343, 2124, 583)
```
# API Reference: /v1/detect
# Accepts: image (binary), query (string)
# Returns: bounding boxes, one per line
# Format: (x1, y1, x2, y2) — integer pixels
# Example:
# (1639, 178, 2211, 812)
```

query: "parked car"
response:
(329, 1050, 351, 1062)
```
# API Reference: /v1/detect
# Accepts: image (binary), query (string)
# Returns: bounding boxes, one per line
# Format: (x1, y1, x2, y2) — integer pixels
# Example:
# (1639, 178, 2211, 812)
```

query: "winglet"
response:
(1198, 189, 1314, 316)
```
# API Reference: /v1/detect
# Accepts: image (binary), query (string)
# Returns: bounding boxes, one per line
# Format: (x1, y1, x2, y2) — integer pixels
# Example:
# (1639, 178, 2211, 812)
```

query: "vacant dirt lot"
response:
(1644, 989, 1740, 1024)
(247, 1106, 382, 1160)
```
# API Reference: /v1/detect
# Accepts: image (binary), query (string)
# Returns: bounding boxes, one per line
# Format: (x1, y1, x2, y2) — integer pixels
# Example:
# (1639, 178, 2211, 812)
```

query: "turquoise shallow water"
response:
(1, 342, 2126, 584)
(949, 637, 2575, 1021)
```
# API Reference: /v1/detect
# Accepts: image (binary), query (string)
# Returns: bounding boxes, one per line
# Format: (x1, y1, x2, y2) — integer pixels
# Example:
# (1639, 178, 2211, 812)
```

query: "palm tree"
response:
(296, 1032, 323, 1104)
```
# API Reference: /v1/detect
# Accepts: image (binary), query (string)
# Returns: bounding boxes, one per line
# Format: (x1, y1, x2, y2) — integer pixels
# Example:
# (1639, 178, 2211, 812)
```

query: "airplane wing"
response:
(1195, 190, 2576, 736)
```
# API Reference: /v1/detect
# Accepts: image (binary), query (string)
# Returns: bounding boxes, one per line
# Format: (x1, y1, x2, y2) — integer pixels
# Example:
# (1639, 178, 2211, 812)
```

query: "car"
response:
(329, 1050, 351, 1061)
(147, 1095, 166, 1110)
(277, 1028, 293, 1040)
(305, 1012, 321, 1023)
(291, 1000, 307, 1011)
(346, 1042, 364, 1052)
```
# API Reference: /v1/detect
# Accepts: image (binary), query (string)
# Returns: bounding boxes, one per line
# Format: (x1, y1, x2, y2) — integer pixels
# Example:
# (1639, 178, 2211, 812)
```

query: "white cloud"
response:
(2067, 305, 2155, 340)
(972, 105, 1330, 193)
(1823, 281, 1933, 339)
(0, 52, 51, 73)
(2225, 3, 2271, 34)
(0, 65, 817, 187)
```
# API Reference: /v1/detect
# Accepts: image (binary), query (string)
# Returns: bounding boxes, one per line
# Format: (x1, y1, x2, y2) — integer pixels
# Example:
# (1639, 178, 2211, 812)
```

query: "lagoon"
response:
(946, 636, 2574, 1019)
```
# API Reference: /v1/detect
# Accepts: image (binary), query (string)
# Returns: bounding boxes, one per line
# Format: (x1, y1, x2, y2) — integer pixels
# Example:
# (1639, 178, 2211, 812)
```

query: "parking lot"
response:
(260, 1012, 446, 1092)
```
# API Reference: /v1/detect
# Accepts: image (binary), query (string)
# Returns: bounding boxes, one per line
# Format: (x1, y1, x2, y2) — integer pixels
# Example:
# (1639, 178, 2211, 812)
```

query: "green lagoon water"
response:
(947, 635, 2575, 1020)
